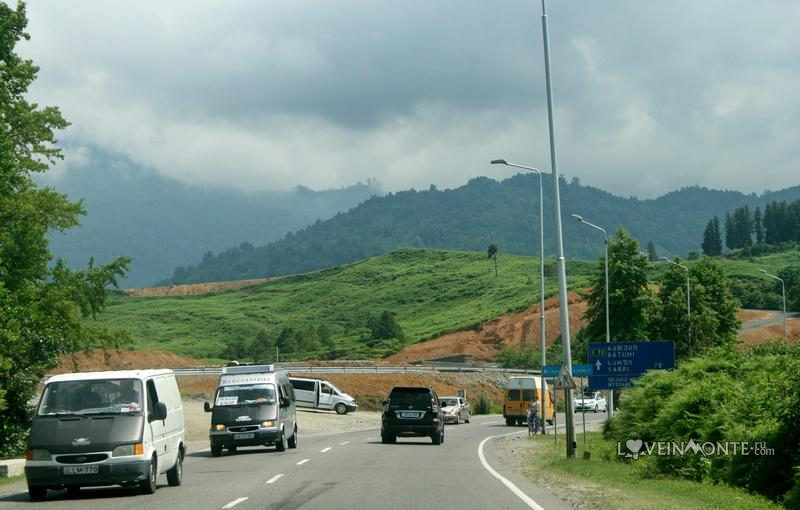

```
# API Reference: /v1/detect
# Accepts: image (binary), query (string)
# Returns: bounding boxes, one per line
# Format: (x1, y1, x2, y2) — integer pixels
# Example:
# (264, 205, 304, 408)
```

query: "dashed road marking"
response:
(266, 474, 284, 484)
(320, 447, 331, 453)
(296, 458, 310, 465)
(222, 497, 248, 509)
(339, 441, 350, 445)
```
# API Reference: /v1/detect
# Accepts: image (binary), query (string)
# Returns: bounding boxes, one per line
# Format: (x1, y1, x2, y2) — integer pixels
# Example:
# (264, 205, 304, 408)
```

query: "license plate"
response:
(234, 433, 255, 440)
(63, 465, 99, 475)
(400, 412, 420, 418)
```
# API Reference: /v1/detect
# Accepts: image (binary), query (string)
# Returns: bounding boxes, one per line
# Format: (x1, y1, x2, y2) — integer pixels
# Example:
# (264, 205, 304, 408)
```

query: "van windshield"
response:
(215, 384, 276, 406)
(38, 379, 143, 416)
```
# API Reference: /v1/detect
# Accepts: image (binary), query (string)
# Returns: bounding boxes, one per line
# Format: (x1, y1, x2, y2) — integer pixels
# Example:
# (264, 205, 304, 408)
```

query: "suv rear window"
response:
(389, 388, 434, 408)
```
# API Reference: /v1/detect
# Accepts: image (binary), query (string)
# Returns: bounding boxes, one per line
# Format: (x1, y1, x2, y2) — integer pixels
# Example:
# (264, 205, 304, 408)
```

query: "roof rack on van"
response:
(222, 364, 274, 375)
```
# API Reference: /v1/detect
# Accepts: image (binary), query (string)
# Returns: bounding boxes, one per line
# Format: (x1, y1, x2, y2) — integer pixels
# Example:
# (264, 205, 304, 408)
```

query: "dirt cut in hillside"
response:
(387, 291, 588, 364)
(53, 349, 206, 374)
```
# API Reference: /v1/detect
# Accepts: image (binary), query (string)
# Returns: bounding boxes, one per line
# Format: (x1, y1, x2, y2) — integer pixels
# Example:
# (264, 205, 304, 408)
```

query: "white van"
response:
(25, 370, 185, 501)
(205, 365, 297, 456)
(289, 377, 358, 414)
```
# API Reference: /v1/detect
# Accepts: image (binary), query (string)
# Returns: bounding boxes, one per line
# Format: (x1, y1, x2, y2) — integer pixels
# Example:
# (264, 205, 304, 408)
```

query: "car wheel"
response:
(167, 448, 183, 486)
(465, 413, 470, 424)
(594, 404, 598, 413)
(505, 418, 514, 426)
(66, 485, 80, 498)
(381, 433, 396, 444)
(288, 424, 298, 449)
(432, 431, 442, 445)
(275, 430, 287, 452)
(28, 486, 47, 501)
(211, 444, 222, 457)
(139, 455, 157, 494)
(334, 403, 348, 415)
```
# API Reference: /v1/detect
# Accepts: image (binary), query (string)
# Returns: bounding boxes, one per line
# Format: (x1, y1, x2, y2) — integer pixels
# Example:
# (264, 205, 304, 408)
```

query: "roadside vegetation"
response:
(525, 432, 782, 510)
(603, 341, 800, 507)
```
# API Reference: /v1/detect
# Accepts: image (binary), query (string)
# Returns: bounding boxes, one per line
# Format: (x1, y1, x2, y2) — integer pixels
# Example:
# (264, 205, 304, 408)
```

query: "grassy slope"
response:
(97, 248, 800, 361)
(97, 249, 594, 360)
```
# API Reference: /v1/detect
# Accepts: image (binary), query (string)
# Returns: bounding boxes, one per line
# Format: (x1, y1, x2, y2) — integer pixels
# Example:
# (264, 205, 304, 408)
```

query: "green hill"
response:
(95, 248, 800, 362)
(160, 174, 800, 285)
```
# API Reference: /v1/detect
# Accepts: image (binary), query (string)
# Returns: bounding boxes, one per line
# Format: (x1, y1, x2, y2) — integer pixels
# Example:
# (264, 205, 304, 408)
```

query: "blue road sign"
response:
(588, 341, 675, 390)
(542, 364, 593, 378)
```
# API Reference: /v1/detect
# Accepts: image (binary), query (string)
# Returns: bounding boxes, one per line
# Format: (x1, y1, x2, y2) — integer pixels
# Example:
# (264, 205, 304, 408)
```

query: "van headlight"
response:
(261, 420, 275, 428)
(112, 443, 144, 457)
(26, 449, 51, 461)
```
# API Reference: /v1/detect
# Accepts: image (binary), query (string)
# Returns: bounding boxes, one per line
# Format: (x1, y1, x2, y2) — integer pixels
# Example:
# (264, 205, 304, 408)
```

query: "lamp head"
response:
(571, 214, 583, 222)
(660, 257, 669, 261)
(759, 269, 767, 274)
(490, 159, 507, 165)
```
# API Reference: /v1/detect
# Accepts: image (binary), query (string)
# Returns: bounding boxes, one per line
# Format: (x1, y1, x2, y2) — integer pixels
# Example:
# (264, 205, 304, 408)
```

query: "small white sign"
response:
(216, 396, 239, 406)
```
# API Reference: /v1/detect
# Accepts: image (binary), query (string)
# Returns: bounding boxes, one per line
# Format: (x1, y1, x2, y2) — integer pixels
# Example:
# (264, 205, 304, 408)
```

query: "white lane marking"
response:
(296, 458, 310, 465)
(320, 447, 331, 453)
(266, 473, 284, 484)
(339, 441, 350, 445)
(222, 497, 248, 509)
(478, 432, 545, 510)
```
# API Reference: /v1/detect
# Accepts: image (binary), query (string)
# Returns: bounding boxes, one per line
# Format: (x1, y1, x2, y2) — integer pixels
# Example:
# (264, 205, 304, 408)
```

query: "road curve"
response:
(0, 412, 606, 510)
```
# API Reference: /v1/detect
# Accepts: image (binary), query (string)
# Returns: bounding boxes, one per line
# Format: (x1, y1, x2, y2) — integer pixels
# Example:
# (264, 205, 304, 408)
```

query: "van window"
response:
(146, 380, 159, 416)
(38, 379, 143, 415)
(321, 384, 333, 395)
(507, 389, 521, 401)
(291, 379, 315, 392)
(522, 389, 534, 401)
(216, 384, 276, 406)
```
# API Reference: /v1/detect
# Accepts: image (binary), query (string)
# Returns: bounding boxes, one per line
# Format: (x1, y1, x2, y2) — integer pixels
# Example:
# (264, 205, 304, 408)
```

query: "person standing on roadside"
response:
(531, 397, 541, 435)
(527, 400, 536, 436)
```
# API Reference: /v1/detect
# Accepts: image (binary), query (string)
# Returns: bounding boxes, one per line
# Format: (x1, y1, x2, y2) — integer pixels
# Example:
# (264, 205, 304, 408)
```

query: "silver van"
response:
(205, 365, 297, 456)
(289, 377, 358, 414)
(25, 370, 186, 501)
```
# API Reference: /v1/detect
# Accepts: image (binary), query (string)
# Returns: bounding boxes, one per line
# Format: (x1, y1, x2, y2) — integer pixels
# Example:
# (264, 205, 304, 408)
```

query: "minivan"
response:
(289, 377, 358, 414)
(25, 370, 185, 501)
(503, 376, 554, 426)
(205, 364, 297, 456)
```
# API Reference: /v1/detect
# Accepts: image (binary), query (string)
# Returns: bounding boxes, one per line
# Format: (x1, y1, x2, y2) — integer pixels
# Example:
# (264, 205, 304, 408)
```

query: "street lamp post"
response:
(759, 269, 787, 339)
(540, 0, 576, 457)
(661, 257, 691, 351)
(492, 159, 547, 434)
(571, 214, 613, 418)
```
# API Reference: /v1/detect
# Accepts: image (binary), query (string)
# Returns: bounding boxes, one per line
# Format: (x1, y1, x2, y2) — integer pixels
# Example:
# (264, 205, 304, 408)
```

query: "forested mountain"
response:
(162, 174, 800, 285)
(42, 150, 380, 286)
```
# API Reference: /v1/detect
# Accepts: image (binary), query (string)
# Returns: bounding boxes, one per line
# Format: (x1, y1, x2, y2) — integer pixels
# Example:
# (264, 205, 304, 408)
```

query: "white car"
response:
(573, 391, 607, 413)
(440, 396, 470, 424)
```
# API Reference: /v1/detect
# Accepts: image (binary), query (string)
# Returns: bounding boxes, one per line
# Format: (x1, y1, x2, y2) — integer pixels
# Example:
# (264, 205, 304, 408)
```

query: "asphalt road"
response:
(0, 412, 606, 510)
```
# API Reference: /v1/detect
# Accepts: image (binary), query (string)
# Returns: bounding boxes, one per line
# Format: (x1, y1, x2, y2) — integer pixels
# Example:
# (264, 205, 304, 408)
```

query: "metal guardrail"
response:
(171, 365, 541, 376)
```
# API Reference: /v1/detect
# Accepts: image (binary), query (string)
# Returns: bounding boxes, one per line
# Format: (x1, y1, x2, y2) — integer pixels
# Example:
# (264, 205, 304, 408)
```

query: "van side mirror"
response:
(382, 400, 388, 407)
(204, 402, 212, 413)
(151, 402, 167, 421)
(280, 397, 289, 408)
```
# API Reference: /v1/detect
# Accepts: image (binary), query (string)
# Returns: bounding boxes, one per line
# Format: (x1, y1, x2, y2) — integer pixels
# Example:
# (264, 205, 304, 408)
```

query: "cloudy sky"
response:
(18, 0, 800, 197)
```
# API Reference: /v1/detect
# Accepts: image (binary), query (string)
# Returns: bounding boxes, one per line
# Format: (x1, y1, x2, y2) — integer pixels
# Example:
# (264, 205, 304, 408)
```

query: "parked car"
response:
(289, 377, 358, 414)
(381, 387, 445, 445)
(205, 364, 297, 456)
(573, 390, 607, 413)
(25, 370, 185, 501)
(440, 396, 470, 424)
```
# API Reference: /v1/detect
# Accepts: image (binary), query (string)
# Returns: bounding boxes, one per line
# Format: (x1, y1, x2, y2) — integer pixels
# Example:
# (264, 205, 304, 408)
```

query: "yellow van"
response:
(503, 376, 554, 426)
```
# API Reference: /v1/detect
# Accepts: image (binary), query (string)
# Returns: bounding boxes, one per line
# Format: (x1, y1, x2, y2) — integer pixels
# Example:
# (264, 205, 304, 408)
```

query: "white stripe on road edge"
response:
(339, 441, 350, 445)
(320, 447, 331, 453)
(478, 432, 545, 510)
(296, 458, 310, 465)
(222, 497, 248, 509)
(266, 474, 284, 484)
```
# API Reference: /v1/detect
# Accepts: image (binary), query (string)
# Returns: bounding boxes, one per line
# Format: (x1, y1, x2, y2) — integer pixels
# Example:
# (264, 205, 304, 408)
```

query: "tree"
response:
(646, 241, 658, 261)
(701, 217, 722, 256)
(487, 244, 498, 276)
(777, 266, 800, 313)
(582, 229, 655, 344)
(0, 3, 130, 457)
(753, 206, 764, 244)
(248, 328, 275, 363)
(368, 311, 405, 340)
(652, 257, 739, 359)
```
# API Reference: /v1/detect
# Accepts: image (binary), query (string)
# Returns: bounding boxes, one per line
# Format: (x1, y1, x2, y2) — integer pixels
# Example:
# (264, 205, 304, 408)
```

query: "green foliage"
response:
(487, 243, 498, 276)
(583, 229, 655, 344)
(605, 343, 800, 504)
(777, 266, 800, 312)
(702, 216, 723, 256)
(494, 342, 540, 369)
(0, 3, 129, 457)
(652, 257, 739, 359)
(94, 249, 596, 361)
(646, 240, 658, 261)
(367, 311, 405, 341)
(473, 392, 492, 415)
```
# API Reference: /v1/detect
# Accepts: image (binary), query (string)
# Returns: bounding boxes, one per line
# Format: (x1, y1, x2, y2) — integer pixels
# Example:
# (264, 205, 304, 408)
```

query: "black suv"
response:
(381, 386, 445, 445)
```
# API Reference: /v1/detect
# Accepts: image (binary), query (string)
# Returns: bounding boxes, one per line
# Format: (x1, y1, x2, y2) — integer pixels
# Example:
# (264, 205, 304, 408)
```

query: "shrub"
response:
(473, 392, 492, 415)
